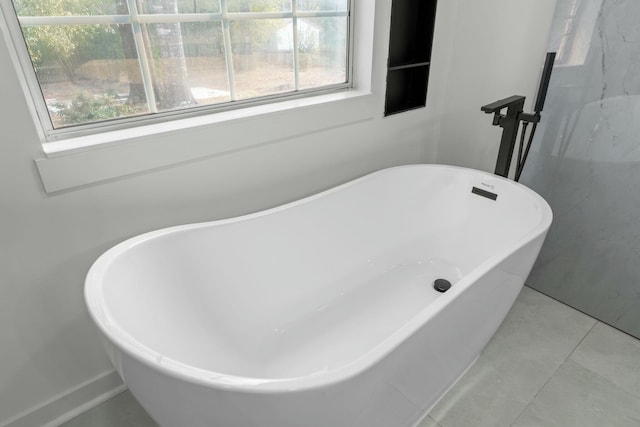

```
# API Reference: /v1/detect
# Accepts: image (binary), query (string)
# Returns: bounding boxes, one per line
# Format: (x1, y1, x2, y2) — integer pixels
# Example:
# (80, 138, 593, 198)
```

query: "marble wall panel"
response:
(521, 0, 640, 338)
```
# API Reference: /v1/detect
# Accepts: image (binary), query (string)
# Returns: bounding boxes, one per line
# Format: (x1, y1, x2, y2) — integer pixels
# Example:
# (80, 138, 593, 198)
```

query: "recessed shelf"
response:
(385, 65, 430, 116)
(384, 0, 438, 116)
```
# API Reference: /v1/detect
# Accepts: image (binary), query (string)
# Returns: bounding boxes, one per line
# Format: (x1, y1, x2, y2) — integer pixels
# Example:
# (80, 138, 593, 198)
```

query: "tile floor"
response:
(60, 286, 640, 427)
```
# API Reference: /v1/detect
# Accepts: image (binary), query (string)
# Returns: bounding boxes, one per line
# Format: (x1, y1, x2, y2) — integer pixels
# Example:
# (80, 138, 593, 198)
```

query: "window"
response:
(4, 0, 351, 140)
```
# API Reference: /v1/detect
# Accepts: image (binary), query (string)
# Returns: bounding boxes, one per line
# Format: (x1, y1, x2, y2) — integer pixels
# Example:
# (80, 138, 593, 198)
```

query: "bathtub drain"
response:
(433, 279, 452, 293)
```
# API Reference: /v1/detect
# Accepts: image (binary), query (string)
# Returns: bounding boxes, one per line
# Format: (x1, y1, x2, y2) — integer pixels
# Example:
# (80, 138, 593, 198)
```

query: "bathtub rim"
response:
(85, 164, 553, 393)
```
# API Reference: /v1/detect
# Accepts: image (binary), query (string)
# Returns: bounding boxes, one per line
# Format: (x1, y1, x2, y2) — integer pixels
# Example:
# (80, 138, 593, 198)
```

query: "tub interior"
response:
(97, 166, 547, 380)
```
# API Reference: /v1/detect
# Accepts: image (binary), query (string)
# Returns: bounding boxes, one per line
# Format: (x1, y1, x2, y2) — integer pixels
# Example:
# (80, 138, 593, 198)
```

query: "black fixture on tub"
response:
(481, 52, 556, 181)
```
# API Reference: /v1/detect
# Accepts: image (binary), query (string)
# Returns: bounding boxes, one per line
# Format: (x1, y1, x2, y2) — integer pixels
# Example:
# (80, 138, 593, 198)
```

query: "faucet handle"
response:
(519, 112, 541, 123)
(481, 95, 526, 114)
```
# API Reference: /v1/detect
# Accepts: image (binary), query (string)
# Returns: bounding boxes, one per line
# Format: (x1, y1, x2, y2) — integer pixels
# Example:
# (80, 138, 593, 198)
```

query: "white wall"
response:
(436, 0, 558, 173)
(0, 0, 555, 425)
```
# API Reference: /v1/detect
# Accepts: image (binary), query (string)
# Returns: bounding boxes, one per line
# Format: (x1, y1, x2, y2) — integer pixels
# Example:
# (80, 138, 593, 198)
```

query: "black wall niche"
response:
(384, 0, 438, 116)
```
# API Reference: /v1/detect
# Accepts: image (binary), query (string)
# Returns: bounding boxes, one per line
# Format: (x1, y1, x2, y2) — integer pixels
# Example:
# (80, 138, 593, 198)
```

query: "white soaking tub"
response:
(85, 164, 552, 427)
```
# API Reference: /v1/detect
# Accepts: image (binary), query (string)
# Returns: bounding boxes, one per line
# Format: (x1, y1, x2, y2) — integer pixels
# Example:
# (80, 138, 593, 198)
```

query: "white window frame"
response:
(4, 0, 352, 138)
(0, 0, 376, 193)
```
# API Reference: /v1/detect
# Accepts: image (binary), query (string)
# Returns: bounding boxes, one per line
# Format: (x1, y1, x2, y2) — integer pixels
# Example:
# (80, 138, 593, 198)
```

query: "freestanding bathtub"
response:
(85, 164, 552, 427)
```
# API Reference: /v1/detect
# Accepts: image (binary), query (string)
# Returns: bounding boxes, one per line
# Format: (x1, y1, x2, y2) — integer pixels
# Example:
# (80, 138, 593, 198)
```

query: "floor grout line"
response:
(427, 414, 443, 427)
(508, 359, 563, 427)
(567, 320, 599, 361)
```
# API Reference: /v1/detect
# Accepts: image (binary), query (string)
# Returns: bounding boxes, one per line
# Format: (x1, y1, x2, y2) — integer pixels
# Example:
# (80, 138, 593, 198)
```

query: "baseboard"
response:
(0, 370, 126, 427)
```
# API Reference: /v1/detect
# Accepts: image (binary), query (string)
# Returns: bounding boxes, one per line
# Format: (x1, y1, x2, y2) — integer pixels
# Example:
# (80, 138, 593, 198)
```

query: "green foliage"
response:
(13, 0, 118, 72)
(13, 0, 118, 15)
(53, 92, 139, 126)
(21, 24, 101, 69)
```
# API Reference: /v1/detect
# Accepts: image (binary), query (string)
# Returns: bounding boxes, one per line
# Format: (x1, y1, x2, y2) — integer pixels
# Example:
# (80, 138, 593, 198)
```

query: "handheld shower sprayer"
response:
(515, 52, 556, 181)
(534, 52, 556, 115)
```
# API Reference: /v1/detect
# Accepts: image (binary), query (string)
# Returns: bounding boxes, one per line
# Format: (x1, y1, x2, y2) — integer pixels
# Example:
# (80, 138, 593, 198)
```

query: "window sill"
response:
(35, 90, 376, 193)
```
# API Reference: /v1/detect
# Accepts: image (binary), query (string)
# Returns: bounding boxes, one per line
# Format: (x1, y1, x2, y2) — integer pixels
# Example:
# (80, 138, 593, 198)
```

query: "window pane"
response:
(12, 0, 122, 16)
(226, 0, 291, 13)
(296, 0, 348, 12)
(146, 22, 230, 110)
(8, 0, 351, 134)
(20, 24, 149, 128)
(298, 17, 347, 89)
(230, 19, 294, 99)
(139, 0, 220, 14)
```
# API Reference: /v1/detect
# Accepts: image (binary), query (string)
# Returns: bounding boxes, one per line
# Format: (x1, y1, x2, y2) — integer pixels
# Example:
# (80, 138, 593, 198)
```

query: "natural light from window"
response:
(8, 0, 350, 134)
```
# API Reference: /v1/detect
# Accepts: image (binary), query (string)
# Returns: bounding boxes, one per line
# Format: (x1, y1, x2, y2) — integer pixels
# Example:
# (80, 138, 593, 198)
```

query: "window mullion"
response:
(136, 12, 223, 24)
(17, 15, 131, 26)
(292, 1, 299, 91)
(219, 0, 237, 101)
(126, 0, 157, 113)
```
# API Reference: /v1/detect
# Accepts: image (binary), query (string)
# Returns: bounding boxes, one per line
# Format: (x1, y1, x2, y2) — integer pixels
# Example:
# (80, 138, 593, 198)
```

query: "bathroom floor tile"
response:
(428, 286, 596, 427)
(570, 321, 640, 398)
(59, 390, 158, 427)
(511, 360, 640, 427)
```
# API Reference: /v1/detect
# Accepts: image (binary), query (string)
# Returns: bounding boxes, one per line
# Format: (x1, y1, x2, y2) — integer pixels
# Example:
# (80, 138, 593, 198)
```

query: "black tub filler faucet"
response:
(481, 52, 556, 181)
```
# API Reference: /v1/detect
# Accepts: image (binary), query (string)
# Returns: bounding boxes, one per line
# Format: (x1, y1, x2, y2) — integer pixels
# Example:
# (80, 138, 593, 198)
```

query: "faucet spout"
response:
(481, 95, 526, 114)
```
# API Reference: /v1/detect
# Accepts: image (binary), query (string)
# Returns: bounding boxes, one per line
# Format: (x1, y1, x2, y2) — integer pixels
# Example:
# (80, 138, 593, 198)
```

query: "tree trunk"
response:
(115, 0, 147, 104)
(115, 0, 194, 109)
(151, 0, 196, 109)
